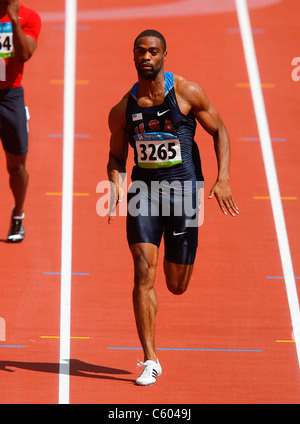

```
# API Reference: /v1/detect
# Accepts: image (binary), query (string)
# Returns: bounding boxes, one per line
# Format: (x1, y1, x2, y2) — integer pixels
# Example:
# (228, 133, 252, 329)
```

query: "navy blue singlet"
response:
(126, 72, 204, 185)
(125, 73, 203, 265)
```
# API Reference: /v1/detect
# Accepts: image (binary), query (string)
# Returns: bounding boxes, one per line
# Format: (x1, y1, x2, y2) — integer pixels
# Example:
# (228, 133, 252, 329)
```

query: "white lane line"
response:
(58, 0, 77, 404)
(235, 0, 300, 367)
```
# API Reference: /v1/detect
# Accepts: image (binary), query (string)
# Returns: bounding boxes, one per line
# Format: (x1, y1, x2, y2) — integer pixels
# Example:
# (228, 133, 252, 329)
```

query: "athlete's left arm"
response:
(7, 0, 37, 62)
(178, 78, 239, 216)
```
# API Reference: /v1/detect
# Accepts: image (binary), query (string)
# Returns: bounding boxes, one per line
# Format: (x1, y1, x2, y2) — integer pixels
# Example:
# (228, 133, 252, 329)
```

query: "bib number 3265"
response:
(135, 132, 182, 169)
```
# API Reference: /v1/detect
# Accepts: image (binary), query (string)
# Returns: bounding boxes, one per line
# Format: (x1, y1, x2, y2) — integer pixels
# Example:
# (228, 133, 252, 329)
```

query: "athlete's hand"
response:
(108, 183, 124, 224)
(6, 0, 20, 23)
(209, 180, 239, 217)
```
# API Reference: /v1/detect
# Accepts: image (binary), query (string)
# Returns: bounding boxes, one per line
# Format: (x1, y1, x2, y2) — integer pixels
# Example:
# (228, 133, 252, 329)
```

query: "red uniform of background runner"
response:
(0, 1, 41, 243)
(0, 4, 41, 89)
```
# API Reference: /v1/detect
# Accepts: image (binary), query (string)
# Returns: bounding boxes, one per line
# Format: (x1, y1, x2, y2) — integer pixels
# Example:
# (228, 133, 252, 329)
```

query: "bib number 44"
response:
(0, 35, 12, 51)
(0, 23, 15, 59)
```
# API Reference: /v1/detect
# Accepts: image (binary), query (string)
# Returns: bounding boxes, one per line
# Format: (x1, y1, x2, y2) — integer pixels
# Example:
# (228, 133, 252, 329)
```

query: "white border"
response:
(58, 0, 77, 404)
(235, 0, 300, 366)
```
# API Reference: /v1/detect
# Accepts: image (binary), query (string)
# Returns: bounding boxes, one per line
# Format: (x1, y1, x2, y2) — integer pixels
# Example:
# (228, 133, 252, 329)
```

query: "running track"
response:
(0, 0, 300, 404)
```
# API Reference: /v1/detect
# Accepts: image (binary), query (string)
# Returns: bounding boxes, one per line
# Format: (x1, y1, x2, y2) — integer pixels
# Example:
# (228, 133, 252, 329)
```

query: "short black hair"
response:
(134, 29, 167, 52)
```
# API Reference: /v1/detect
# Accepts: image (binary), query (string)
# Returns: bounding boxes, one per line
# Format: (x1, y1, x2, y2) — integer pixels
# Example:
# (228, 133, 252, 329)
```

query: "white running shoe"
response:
(7, 212, 25, 243)
(136, 359, 162, 386)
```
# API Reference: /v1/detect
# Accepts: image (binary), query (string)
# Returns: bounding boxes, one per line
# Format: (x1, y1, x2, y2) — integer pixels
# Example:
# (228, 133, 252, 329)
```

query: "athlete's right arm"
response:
(7, 0, 38, 62)
(107, 96, 129, 223)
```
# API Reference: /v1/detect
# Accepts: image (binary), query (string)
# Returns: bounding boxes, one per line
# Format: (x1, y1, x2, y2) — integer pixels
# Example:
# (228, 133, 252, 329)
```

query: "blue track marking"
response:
(106, 347, 263, 352)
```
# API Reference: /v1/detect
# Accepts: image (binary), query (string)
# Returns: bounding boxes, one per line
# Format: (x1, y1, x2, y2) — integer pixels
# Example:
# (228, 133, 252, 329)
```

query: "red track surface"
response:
(0, 0, 300, 404)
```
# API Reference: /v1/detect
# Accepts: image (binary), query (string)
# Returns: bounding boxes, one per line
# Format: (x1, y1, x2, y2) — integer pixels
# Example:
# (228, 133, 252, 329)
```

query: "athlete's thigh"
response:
(0, 87, 28, 156)
(163, 187, 199, 265)
(126, 182, 164, 247)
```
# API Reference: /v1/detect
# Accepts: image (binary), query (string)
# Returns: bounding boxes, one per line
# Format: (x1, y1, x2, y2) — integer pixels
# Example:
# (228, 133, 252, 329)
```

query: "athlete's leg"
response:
(130, 242, 159, 363)
(162, 182, 199, 294)
(163, 220, 198, 295)
(5, 152, 28, 217)
(164, 259, 194, 295)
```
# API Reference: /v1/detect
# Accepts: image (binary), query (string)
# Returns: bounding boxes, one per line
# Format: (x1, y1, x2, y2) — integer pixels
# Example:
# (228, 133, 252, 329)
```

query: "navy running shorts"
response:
(0, 86, 28, 156)
(126, 180, 201, 265)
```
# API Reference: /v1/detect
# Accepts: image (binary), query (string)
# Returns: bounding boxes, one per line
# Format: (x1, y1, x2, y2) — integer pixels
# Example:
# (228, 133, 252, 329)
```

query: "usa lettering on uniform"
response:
(134, 119, 174, 134)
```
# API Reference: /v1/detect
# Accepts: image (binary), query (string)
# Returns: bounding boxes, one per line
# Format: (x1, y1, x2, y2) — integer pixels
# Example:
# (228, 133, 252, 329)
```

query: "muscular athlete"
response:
(107, 30, 238, 385)
(0, 0, 41, 242)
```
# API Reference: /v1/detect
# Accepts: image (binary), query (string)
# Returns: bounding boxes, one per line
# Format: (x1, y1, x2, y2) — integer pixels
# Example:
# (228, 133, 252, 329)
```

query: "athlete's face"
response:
(134, 36, 167, 80)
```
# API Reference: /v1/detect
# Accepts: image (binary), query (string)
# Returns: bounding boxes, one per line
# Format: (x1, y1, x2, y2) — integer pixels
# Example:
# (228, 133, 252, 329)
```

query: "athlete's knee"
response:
(166, 277, 189, 295)
(164, 260, 193, 295)
(168, 286, 186, 295)
(134, 259, 156, 288)
(6, 155, 27, 177)
(131, 246, 158, 288)
(7, 164, 27, 177)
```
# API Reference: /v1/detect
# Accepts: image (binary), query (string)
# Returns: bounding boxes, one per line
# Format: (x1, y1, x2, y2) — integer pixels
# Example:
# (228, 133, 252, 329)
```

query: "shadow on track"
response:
(0, 358, 135, 383)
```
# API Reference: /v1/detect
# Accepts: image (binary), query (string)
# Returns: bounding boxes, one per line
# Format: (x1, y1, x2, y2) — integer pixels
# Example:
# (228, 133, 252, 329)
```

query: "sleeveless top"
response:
(125, 72, 204, 185)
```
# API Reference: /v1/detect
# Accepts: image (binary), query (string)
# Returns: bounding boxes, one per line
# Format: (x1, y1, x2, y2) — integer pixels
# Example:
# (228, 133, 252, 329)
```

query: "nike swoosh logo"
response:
(157, 109, 170, 117)
(173, 231, 187, 236)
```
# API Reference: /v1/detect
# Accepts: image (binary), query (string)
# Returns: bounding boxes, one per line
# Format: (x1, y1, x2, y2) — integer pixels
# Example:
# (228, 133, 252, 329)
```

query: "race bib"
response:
(0, 23, 14, 58)
(135, 132, 182, 169)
